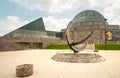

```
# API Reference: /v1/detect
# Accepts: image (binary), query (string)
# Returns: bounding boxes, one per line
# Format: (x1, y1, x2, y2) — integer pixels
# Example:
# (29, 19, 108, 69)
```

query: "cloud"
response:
(10, 0, 78, 13)
(9, 0, 120, 26)
(10, 0, 120, 25)
(0, 16, 29, 36)
(103, 0, 120, 25)
(89, 0, 113, 8)
(43, 16, 70, 31)
(10, 0, 101, 13)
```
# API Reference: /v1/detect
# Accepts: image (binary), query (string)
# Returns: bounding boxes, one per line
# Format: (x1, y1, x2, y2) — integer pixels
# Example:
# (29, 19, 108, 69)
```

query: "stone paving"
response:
(0, 49, 120, 78)
(52, 53, 105, 63)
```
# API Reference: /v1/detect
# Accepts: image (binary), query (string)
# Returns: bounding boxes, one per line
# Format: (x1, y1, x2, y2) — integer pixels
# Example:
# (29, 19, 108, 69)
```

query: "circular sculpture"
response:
(52, 10, 106, 63)
(66, 10, 105, 53)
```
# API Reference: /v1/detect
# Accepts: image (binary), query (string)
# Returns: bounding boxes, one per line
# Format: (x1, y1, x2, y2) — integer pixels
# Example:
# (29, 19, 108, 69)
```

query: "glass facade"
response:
(5, 29, 47, 38)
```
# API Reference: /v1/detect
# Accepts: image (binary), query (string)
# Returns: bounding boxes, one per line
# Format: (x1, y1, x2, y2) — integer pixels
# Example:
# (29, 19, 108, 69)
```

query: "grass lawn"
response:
(95, 44, 120, 50)
(46, 44, 120, 50)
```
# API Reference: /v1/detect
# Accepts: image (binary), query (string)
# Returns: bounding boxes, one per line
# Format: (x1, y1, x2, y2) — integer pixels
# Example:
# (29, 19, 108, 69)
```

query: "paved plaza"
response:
(0, 50, 120, 78)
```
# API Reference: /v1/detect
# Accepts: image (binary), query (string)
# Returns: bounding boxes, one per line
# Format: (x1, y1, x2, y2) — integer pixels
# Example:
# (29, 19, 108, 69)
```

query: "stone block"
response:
(16, 64, 33, 77)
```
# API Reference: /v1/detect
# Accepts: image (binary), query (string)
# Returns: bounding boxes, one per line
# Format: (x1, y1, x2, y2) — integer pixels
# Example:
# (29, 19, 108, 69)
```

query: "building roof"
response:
(19, 17, 45, 31)
(72, 10, 105, 24)
(4, 17, 47, 38)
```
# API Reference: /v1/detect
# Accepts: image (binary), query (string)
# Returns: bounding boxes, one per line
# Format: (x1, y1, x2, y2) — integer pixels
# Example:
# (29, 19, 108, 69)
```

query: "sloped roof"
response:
(19, 17, 45, 31)
(4, 17, 47, 38)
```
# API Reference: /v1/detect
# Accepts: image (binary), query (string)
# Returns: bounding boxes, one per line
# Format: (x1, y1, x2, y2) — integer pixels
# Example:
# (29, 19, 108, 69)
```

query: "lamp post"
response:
(104, 19, 107, 50)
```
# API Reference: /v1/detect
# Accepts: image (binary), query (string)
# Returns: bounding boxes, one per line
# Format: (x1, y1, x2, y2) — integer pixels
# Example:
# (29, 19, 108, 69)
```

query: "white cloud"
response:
(9, 0, 120, 25)
(89, 0, 113, 8)
(7, 16, 20, 23)
(0, 16, 29, 36)
(9, 0, 92, 13)
(43, 16, 70, 31)
(10, 0, 115, 13)
(103, 0, 120, 25)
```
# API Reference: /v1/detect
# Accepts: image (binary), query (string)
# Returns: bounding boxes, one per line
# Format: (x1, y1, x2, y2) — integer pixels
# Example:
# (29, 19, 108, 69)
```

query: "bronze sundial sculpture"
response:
(52, 10, 106, 63)
(66, 10, 106, 54)
(66, 21, 94, 54)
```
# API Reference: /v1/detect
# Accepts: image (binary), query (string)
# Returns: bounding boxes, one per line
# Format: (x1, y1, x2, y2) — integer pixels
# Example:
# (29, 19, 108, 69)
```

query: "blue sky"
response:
(0, 0, 120, 36)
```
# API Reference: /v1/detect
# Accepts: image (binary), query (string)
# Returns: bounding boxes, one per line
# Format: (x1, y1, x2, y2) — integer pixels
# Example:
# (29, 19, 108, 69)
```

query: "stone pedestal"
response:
(16, 64, 33, 77)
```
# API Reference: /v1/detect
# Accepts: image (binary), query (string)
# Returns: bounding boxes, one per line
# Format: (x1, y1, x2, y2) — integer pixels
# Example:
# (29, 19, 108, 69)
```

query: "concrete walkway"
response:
(0, 50, 120, 78)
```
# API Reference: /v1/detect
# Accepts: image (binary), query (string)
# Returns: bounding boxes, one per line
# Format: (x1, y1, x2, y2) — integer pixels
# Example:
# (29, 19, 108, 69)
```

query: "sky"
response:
(0, 0, 120, 36)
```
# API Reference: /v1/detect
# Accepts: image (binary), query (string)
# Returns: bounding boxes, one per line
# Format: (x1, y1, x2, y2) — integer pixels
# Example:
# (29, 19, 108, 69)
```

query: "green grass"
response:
(46, 44, 70, 49)
(95, 44, 120, 50)
(46, 44, 120, 50)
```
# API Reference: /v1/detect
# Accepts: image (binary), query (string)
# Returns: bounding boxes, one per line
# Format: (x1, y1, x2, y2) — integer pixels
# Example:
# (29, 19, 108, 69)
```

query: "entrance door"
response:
(34, 43, 43, 49)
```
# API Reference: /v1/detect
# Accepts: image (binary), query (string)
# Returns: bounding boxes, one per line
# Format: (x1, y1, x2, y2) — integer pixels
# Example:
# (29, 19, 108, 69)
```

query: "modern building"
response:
(0, 17, 63, 51)
(0, 10, 120, 51)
